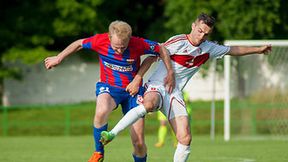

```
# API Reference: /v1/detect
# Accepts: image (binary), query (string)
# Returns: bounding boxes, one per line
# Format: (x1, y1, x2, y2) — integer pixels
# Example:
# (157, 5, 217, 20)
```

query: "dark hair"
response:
(197, 13, 215, 27)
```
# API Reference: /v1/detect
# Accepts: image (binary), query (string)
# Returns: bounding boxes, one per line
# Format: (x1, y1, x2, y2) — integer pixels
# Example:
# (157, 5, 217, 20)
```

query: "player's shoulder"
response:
(130, 36, 157, 43)
(166, 34, 187, 42)
(164, 34, 187, 46)
(84, 33, 109, 43)
(200, 40, 230, 55)
(129, 36, 159, 49)
(200, 40, 223, 48)
(94, 33, 109, 40)
(129, 36, 144, 43)
(202, 40, 217, 45)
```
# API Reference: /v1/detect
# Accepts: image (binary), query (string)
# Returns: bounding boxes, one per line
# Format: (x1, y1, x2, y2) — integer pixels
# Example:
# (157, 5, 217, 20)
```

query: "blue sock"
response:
(93, 124, 108, 154)
(133, 154, 147, 162)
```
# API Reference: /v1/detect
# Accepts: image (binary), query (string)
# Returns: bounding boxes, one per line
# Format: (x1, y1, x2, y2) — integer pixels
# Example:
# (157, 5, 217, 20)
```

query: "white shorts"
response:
(144, 81, 188, 120)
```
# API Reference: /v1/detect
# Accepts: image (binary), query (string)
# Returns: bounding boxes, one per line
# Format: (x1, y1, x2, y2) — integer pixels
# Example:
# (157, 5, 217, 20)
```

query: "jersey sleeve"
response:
(142, 39, 161, 56)
(207, 41, 230, 59)
(82, 34, 99, 51)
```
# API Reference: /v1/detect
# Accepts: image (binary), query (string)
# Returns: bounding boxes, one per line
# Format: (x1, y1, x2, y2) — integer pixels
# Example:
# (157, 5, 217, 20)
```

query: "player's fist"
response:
(44, 56, 61, 69)
(259, 45, 272, 55)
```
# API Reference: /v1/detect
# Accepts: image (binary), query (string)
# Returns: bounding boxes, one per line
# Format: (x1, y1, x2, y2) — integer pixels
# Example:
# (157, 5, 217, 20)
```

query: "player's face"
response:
(110, 34, 129, 54)
(191, 20, 212, 46)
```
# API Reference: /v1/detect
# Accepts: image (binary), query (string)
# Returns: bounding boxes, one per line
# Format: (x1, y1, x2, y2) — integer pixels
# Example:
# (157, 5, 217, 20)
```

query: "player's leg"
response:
(164, 96, 191, 162)
(106, 91, 161, 137)
(89, 84, 117, 162)
(100, 84, 164, 144)
(170, 115, 191, 162)
(130, 118, 147, 162)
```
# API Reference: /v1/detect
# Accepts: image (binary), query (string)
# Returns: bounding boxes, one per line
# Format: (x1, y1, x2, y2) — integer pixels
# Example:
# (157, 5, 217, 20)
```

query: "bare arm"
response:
(227, 45, 272, 56)
(44, 39, 84, 69)
(159, 45, 175, 94)
(126, 56, 158, 96)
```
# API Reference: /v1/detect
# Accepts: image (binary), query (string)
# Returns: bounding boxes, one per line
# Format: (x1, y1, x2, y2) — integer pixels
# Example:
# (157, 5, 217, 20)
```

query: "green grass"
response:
(1, 101, 222, 136)
(1, 100, 288, 136)
(0, 135, 287, 162)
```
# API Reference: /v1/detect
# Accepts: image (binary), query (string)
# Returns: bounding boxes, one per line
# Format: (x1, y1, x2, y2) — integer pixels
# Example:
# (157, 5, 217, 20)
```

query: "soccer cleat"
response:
(88, 152, 104, 162)
(100, 131, 115, 145)
(154, 142, 164, 148)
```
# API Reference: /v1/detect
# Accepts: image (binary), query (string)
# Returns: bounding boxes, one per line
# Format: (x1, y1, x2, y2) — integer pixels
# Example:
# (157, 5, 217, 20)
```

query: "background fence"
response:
(224, 41, 288, 138)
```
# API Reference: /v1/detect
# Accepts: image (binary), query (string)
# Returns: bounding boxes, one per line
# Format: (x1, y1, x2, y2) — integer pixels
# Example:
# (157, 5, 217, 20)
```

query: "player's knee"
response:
(93, 112, 108, 126)
(177, 132, 191, 145)
(143, 102, 154, 112)
(132, 140, 146, 152)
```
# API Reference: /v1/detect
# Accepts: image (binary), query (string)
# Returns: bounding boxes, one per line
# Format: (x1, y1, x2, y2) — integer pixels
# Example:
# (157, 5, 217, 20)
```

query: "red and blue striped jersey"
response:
(82, 33, 160, 89)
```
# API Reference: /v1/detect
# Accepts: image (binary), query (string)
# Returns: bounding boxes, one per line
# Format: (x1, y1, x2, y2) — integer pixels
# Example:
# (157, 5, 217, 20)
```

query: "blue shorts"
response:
(96, 82, 145, 114)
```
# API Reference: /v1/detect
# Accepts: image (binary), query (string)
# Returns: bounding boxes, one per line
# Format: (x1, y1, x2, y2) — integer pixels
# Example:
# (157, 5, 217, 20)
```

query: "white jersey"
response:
(149, 34, 230, 91)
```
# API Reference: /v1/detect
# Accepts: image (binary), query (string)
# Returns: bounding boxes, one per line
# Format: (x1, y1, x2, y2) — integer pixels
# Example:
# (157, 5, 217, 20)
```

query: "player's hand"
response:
(259, 44, 272, 55)
(44, 56, 61, 69)
(126, 75, 142, 96)
(164, 70, 175, 94)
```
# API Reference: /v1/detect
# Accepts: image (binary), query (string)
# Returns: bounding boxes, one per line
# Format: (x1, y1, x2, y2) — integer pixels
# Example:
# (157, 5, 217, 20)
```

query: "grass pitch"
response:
(0, 135, 287, 162)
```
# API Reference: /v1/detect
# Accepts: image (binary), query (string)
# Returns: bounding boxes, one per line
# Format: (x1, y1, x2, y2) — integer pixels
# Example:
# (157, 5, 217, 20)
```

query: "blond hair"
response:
(109, 20, 132, 41)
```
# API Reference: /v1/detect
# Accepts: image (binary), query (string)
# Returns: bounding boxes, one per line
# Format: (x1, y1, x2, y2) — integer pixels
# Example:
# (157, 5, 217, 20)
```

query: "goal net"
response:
(223, 40, 288, 140)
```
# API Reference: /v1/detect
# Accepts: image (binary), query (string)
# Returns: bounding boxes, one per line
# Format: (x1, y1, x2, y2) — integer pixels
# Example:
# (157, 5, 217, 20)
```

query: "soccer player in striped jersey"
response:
(44, 20, 175, 162)
(100, 13, 272, 162)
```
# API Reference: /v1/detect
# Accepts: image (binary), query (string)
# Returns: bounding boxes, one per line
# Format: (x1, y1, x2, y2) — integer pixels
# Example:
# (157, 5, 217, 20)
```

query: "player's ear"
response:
(192, 22, 196, 30)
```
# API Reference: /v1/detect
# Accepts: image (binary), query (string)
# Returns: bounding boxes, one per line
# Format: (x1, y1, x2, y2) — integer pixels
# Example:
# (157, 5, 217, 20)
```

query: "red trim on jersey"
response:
(170, 55, 195, 68)
(171, 53, 210, 68)
(193, 53, 210, 67)
(164, 35, 187, 46)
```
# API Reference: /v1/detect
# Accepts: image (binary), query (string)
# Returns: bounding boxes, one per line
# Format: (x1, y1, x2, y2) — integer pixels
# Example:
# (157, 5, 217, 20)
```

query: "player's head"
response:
(190, 13, 215, 46)
(109, 20, 132, 54)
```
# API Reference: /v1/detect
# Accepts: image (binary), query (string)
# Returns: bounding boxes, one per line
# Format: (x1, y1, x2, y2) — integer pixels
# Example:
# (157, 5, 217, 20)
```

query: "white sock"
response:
(110, 105, 147, 135)
(173, 143, 191, 162)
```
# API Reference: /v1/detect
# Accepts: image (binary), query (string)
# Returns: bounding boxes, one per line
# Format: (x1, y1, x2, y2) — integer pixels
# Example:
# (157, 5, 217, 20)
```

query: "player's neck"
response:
(187, 34, 199, 46)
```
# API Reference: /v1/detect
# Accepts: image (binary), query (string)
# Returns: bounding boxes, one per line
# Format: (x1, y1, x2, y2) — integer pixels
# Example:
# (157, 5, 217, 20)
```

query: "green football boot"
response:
(100, 131, 115, 145)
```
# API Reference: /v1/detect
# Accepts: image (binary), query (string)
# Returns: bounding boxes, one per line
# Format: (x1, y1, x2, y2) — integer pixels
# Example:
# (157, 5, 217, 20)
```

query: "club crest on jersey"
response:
(185, 57, 195, 67)
(149, 45, 155, 51)
(136, 95, 144, 104)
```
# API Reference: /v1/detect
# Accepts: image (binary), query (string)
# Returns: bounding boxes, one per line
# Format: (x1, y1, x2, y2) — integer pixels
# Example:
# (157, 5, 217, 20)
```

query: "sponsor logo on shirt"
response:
(126, 59, 135, 64)
(103, 61, 133, 72)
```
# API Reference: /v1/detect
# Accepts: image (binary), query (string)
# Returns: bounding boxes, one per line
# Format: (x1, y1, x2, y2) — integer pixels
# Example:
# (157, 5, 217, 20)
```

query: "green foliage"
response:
(3, 47, 56, 65)
(0, 0, 104, 82)
(53, 0, 103, 37)
(164, 0, 288, 40)
(1, 47, 56, 79)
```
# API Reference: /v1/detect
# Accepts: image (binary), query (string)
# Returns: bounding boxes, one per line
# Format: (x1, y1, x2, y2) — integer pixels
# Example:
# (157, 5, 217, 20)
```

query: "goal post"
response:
(223, 40, 288, 141)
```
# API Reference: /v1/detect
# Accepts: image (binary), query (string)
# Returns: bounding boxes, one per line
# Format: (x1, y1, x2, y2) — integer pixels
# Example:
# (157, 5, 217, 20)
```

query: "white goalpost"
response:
(223, 40, 288, 141)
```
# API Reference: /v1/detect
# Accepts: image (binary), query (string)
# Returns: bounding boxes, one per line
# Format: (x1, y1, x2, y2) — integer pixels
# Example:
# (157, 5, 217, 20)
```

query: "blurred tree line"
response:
(0, 0, 287, 105)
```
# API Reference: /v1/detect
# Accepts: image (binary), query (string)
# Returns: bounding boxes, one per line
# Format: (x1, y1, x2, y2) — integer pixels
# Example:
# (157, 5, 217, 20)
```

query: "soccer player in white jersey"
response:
(101, 13, 272, 162)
